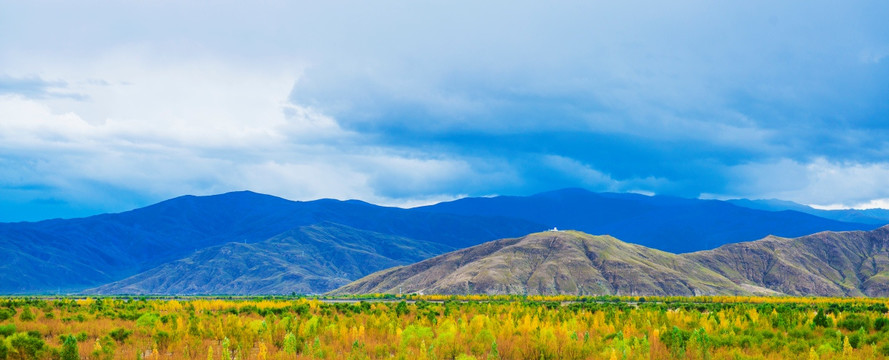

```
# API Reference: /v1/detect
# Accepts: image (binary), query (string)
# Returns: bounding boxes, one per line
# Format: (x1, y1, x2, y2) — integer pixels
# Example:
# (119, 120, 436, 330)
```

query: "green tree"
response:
(660, 326, 690, 358)
(813, 309, 832, 328)
(8, 332, 45, 360)
(0, 308, 15, 321)
(153, 331, 171, 352)
(875, 317, 889, 331)
(487, 341, 501, 360)
(0, 325, 15, 337)
(0, 339, 8, 360)
(691, 328, 710, 360)
(18, 308, 34, 322)
(395, 301, 409, 316)
(108, 328, 132, 344)
(91, 335, 115, 360)
(221, 337, 231, 360)
(135, 313, 160, 329)
(60, 335, 79, 360)
(283, 332, 299, 354)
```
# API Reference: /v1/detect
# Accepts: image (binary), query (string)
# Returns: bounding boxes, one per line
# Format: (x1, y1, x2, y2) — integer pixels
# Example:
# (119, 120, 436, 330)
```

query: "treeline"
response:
(2, 296, 889, 359)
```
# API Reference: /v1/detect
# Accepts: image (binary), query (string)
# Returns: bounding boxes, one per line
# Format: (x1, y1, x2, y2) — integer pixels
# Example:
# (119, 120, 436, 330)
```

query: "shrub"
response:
(153, 331, 171, 351)
(135, 312, 160, 329)
(8, 332, 45, 359)
(880, 342, 889, 356)
(0, 308, 15, 321)
(109, 328, 132, 343)
(813, 309, 832, 328)
(19, 307, 35, 322)
(283, 332, 300, 354)
(838, 314, 871, 332)
(660, 326, 691, 358)
(60, 335, 79, 360)
(849, 328, 868, 349)
(875, 317, 889, 331)
(0, 324, 15, 337)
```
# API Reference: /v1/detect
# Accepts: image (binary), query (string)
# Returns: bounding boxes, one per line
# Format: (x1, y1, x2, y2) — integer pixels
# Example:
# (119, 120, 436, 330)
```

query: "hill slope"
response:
(687, 226, 889, 296)
(333, 226, 889, 297)
(86, 223, 453, 295)
(0, 191, 542, 293)
(416, 188, 879, 253)
(332, 230, 757, 296)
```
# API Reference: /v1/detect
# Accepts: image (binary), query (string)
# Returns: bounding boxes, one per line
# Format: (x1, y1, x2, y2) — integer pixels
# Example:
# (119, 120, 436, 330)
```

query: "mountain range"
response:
(726, 198, 889, 225)
(1, 191, 540, 294)
(0, 188, 884, 295)
(418, 189, 880, 252)
(334, 226, 889, 297)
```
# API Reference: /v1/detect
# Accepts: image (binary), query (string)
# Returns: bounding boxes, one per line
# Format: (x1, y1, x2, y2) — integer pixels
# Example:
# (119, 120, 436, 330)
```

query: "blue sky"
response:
(1, 1, 888, 222)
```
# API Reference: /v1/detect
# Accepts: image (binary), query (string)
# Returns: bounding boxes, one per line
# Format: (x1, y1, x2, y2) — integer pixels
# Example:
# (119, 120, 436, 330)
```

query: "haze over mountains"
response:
(726, 198, 889, 225)
(0, 188, 884, 295)
(335, 226, 889, 297)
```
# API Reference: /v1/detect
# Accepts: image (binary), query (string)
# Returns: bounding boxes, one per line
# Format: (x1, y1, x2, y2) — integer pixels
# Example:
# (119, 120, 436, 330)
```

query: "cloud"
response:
(0, 59, 502, 219)
(0, 1, 888, 220)
(718, 158, 889, 208)
(0, 75, 86, 100)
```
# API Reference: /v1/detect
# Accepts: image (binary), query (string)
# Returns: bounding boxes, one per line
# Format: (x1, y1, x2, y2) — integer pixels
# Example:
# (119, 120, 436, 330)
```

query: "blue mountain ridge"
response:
(416, 188, 882, 253)
(0, 188, 880, 294)
(726, 198, 889, 225)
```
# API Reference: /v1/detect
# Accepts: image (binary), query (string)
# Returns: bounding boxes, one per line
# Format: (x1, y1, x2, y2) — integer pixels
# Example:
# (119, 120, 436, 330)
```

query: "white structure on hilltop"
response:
(549, 227, 559, 232)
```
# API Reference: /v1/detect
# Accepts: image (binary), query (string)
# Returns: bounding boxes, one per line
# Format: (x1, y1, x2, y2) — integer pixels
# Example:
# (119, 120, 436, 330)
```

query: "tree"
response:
(221, 337, 231, 360)
(18, 308, 34, 322)
(60, 335, 79, 360)
(0, 308, 15, 321)
(813, 309, 832, 328)
(109, 328, 133, 343)
(283, 332, 299, 355)
(0, 339, 8, 360)
(8, 332, 45, 360)
(487, 341, 501, 360)
(0, 325, 15, 337)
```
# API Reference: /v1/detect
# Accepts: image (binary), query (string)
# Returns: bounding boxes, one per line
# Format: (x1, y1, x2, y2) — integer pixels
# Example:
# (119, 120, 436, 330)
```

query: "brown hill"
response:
(332, 226, 889, 296)
(687, 226, 889, 296)
(333, 231, 758, 296)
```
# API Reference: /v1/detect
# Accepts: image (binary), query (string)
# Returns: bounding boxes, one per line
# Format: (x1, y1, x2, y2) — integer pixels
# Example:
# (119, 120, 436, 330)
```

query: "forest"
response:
(1, 295, 889, 359)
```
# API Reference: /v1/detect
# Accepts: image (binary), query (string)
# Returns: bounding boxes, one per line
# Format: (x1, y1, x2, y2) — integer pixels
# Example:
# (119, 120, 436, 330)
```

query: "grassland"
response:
(2, 295, 889, 359)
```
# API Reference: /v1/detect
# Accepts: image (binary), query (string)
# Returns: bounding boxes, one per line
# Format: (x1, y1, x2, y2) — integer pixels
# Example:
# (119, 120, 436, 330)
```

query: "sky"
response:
(1, 1, 888, 222)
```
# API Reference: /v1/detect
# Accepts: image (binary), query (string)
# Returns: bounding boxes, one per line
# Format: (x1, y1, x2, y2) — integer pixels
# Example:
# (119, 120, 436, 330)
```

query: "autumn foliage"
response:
(2, 295, 889, 359)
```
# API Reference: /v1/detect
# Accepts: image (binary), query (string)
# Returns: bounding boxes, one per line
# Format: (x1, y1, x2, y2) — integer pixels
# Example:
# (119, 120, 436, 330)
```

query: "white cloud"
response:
(0, 52, 496, 215)
(723, 158, 889, 208)
(849, 199, 889, 210)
